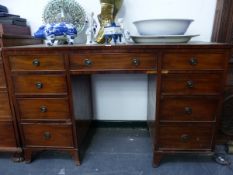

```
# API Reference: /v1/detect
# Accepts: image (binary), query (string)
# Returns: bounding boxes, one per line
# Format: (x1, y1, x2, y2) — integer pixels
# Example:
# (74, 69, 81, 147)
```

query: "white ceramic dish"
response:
(133, 19, 194, 35)
(131, 34, 199, 43)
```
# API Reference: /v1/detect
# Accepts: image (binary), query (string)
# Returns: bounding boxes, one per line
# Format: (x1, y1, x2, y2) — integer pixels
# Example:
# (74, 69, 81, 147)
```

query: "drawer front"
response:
(162, 52, 226, 70)
(160, 96, 219, 121)
(161, 73, 222, 95)
(70, 54, 157, 70)
(22, 123, 74, 148)
(13, 75, 67, 95)
(0, 121, 17, 147)
(9, 55, 65, 71)
(17, 98, 70, 120)
(0, 91, 12, 119)
(158, 124, 213, 150)
(0, 61, 6, 88)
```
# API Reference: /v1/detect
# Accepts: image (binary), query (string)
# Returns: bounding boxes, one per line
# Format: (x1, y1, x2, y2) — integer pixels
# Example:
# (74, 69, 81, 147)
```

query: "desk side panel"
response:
(71, 75, 93, 146)
(147, 74, 157, 147)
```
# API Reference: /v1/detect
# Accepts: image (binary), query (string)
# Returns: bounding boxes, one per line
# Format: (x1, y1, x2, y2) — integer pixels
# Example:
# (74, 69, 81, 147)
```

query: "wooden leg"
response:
(12, 152, 24, 163)
(153, 152, 163, 168)
(24, 149, 32, 164)
(68, 149, 81, 166)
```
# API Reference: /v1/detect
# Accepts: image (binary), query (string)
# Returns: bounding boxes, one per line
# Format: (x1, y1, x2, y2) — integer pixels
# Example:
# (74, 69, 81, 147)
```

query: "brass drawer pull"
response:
(43, 131, 52, 140)
(35, 82, 43, 89)
(40, 106, 47, 113)
(184, 107, 192, 115)
(186, 80, 194, 88)
(180, 134, 191, 142)
(32, 59, 40, 67)
(84, 59, 92, 66)
(132, 58, 140, 66)
(189, 57, 198, 66)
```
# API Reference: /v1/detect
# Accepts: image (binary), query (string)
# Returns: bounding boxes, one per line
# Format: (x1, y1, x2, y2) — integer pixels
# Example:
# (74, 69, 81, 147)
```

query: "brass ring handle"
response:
(180, 134, 190, 142)
(186, 80, 194, 88)
(43, 131, 51, 140)
(40, 106, 47, 113)
(84, 59, 92, 66)
(189, 57, 198, 66)
(35, 82, 43, 89)
(184, 107, 192, 115)
(132, 58, 140, 66)
(32, 59, 40, 67)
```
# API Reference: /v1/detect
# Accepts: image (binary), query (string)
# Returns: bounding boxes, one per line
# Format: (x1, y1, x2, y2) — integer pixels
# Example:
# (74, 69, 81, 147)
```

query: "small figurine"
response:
(34, 22, 77, 46)
(85, 12, 98, 44)
(104, 22, 122, 44)
(117, 18, 132, 43)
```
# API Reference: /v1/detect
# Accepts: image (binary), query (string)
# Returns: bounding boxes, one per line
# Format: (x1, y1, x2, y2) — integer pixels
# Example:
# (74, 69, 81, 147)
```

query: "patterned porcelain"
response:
(104, 22, 122, 44)
(34, 0, 86, 45)
(34, 22, 77, 45)
(42, 0, 86, 33)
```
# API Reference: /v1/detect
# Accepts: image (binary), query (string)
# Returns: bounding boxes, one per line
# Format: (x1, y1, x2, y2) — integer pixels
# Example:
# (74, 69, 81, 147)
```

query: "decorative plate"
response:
(131, 34, 199, 43)
(42, 0, 86, 33)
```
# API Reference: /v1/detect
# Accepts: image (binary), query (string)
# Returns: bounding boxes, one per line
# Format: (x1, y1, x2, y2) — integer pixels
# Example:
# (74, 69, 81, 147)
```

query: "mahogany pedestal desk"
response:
(0, 35, 42, 162)
(2, 43, 231, 166)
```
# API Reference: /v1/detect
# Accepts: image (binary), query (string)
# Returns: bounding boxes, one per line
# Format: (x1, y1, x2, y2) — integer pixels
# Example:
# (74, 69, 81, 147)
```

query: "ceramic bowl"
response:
(133, 19, 194, 35)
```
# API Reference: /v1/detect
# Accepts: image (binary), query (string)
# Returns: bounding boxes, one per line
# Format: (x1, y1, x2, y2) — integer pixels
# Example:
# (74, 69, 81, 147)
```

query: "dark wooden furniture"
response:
(212, 0, 233, 143)
(0, 24, 31, 36)
(0, 55, 21, 157)
(211, 0, 233, 44)
(2, 43, 231, 166)
(0, 34, 42, 161)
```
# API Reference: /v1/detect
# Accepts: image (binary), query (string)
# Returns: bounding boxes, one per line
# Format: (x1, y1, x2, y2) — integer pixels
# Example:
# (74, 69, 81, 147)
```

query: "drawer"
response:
(158, 123, 214, 150)
(9, 55, 65, 71)
(162, 52, 226, 70)
(160, 96, 219, 121)
(0, 121, 17, 147)
(0, 61, 6, 88)
(161, 73, 223, 95)
(70, 53, 157, 71)
(0, 91, 12, 119)
(17, 98, 70, 120)
(22, 123, 74, 148)
(13, 75, 67, 95)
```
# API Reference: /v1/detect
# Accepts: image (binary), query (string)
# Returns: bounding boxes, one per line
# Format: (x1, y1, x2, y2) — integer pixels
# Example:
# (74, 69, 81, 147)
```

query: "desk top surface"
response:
(2, 42, 232, 52)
